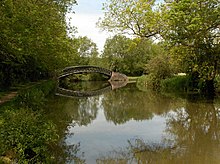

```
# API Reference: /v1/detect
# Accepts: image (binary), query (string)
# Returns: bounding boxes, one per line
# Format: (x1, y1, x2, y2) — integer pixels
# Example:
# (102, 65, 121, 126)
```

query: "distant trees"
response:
(0, 0, 77, 88)
(102, 35, 161, 76)
(73, 36, 100, 66)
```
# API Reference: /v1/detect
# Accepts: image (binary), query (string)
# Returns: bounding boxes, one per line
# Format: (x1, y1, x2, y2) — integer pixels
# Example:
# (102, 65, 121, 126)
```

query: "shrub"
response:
(139, 54, 174, 91)
(145, 55, 173, 80)
(161, 75, 189, 93)
(215, 75, 220, 93)
(137, 74, 161, 91)
(0, 109, 58, 163)
(15, 80, 55, 110)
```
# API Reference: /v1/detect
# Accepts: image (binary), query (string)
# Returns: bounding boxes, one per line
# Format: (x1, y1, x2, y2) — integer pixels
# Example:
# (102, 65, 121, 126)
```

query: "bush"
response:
(15, 80, 55, 110)
(0, 80, 59, 163)
(145, 55, 173, 80)
(215, 75, 220, 93)
(0, 109, 58, 163)
(161, 75, 189, 93)
(137, 74, 161, 91)
(138, 54, 174, 91)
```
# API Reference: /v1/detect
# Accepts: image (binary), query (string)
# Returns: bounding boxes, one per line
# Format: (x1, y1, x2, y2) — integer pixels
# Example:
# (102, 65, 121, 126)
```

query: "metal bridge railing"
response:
(59, 65, 112, 79)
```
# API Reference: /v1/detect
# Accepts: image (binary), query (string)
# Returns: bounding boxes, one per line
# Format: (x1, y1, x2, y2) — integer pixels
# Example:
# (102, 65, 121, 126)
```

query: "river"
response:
(45, 81, 220, 163)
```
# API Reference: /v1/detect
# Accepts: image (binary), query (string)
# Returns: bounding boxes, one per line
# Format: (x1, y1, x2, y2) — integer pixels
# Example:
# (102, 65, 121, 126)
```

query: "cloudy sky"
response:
(67, 0, 110, 52)
(67, 0, 163, 52)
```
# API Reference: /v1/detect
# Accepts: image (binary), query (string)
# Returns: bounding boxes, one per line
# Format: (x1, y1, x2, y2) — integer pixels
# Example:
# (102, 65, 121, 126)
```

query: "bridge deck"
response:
(59, 65, 112, 79)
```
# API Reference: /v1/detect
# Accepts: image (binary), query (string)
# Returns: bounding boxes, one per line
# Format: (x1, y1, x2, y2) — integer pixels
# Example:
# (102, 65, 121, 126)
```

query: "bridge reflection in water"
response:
(56, 65, 128, 98)
(56, 80, 128, 98)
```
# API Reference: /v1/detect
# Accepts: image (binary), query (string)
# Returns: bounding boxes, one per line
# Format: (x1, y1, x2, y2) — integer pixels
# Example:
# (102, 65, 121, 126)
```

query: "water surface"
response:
(47, 82, 220, 163)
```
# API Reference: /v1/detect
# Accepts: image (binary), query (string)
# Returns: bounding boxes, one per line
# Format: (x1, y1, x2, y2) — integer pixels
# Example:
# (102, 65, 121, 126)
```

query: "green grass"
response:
(0, 92, 7, 99)
(127, 76, 139, 82)
(161, 75, 189, 93)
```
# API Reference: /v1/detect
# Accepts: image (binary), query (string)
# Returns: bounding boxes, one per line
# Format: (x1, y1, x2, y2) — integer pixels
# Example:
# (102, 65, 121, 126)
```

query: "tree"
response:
(102, 35, 161, 76)
(127, 37, 162, 75)
(73, 36, 99, 65)
(99, 0, 220, 92)
(97, 0, 160, 38)
(161, 0, 220, 92)
(0, 0, 77, 88)
(102, 35, 130, 72)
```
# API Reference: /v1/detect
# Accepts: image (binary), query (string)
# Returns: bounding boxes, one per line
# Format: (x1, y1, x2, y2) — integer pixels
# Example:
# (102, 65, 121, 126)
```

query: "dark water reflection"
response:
(47, 82, 220, 164)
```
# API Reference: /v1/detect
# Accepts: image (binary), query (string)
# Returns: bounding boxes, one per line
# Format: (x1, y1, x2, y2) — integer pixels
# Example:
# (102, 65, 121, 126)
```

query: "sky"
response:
(67, 0, 111, 52)
(67, 0, 164, 52)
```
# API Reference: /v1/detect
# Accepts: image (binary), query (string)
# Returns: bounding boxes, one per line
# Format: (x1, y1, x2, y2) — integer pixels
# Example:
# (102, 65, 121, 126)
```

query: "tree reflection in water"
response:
(102, 84, 182, 125)
(97, 96, 220, 164)
(52, 81, 220, 163)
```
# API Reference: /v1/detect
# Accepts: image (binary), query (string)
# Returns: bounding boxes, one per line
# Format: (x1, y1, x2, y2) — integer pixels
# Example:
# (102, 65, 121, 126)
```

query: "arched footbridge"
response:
(56, 66, 128, 98)
(58, 65, 128, 81)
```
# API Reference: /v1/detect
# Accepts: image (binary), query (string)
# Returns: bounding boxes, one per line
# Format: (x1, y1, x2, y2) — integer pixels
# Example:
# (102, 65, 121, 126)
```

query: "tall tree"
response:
(73, 36, 99, 65)
(161, 0, 220, 92)
(99, 0, 220, 92)
(98, 0, 160, 38)
(0, 0, 77, 88)
(102, 35, 160, 76)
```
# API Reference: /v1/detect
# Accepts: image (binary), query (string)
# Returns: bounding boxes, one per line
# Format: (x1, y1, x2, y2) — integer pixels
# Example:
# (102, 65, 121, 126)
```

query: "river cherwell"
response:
(46, 81, 220, 164)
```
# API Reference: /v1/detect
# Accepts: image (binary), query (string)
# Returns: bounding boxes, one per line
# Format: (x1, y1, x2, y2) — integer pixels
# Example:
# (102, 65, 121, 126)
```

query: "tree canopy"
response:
(98, 0, 160, 38)
(161, 0, 220, 83)
(102, 35, 161, 76)
(0, 0, 77, 88)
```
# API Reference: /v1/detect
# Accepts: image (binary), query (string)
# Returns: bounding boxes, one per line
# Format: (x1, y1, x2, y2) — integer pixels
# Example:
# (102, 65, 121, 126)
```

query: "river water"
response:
(47, 82, 220, 164)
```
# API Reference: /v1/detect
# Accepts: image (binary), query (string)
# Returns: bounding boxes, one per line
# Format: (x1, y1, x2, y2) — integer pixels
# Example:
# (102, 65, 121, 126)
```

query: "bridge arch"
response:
(58, 66, 112, 79)
(58, 65, 128, 82)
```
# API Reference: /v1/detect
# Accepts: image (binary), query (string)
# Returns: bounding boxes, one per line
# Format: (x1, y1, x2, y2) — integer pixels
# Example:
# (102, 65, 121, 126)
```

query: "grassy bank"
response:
(127, 76, 139, 82)
(136, 74, 220, 95)
(0, 80, 59, 163)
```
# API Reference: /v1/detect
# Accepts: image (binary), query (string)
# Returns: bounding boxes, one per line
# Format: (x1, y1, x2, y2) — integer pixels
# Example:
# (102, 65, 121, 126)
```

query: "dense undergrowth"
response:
(137, 74, 220, 95)
(0, 80, 67, 163)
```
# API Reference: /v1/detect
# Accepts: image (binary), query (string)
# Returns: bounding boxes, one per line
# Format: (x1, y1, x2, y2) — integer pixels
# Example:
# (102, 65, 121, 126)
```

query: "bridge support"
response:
(109, 72, 128, 82)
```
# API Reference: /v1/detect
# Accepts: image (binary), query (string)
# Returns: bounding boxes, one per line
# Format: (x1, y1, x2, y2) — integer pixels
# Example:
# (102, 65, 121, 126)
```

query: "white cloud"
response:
(67, 13, 112, 52)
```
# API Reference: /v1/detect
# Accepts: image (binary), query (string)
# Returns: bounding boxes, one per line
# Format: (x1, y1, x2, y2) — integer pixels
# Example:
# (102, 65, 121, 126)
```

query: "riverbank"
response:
(0, 80, 60, 163)
(0, 92, 17, 105)
(0, 81, 52, 106)
(136, 74, 220, 95)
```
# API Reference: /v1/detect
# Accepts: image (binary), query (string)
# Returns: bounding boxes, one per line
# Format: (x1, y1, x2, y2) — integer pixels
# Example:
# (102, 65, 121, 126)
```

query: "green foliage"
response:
(137, 74, 161, 91)
(98, 0, 160, 38)
(99, 0, 219, 93)
(161, 0, 220, 91)
(72, 36, 100, 66)
(0, 109, 58, 163)
(0, 80, 78, 163)
(145, 54, 173, 79)
(0, 0, 78, 88)
(15, 81, 55, 110)
(102, 35, 161, 76)
(137, 54, 173, 91)
(17, 89, 45, 110)
(161, 76, 189, 93)
(214, 75, 220, 93)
